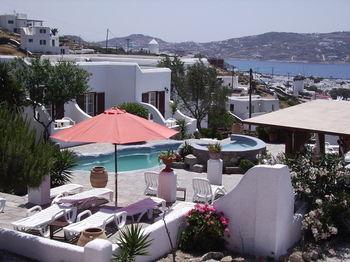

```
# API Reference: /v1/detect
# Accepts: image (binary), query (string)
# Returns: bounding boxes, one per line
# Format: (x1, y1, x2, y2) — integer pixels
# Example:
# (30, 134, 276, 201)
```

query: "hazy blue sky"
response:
(1, 0, 349, 42)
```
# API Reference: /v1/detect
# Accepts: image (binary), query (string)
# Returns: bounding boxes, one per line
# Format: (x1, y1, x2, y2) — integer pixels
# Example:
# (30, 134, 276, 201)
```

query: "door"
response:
(96, 92, 105, 114)
(158, 91, 165, 116)
(142, 93, 149, 103)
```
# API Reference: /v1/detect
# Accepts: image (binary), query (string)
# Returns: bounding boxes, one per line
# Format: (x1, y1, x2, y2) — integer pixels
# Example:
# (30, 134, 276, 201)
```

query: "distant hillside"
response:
(90, 31, 350, 63)
(0, 28, 26, 56)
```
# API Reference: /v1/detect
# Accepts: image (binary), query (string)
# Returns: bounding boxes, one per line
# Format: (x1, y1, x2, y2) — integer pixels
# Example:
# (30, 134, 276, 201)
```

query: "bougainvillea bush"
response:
(269, 152, 350, 242)
(179, 203, 229, 252)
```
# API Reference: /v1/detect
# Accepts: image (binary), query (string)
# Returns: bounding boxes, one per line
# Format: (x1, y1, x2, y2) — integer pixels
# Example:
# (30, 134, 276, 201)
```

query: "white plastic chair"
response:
(0, 197, 6, 212)
(144, 171, 187, 200)
(144, 171, 158, 196)
(192, 177, 227, 203)
(63, 209, 127, 240)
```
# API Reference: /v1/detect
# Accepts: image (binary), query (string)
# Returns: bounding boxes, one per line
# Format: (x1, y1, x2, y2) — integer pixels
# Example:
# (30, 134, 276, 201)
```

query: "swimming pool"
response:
(73, 142, 181, 172)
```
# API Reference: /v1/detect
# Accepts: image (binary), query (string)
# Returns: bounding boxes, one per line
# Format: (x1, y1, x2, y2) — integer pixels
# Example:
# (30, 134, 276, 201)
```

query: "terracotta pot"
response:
(90, 166, 108, 188)
(232, 123, 242, 134)
(77, 227, 107, 247)
(209, 152, 221, 160)
(161, 157, 175, 172)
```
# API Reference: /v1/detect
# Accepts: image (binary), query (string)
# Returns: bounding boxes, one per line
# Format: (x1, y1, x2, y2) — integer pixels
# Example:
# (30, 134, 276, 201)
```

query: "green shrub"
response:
(179, 141, 193, 159)
(207, 142, 222, 153)
(113, 223, 152, 262)
(200, 128, 223, 140)
(266, 152, 350, 242)
(118, 102, 148, 119)
(176, 119, 187, 140)
(0, 106, 55, 195)
(239, 159, 255, 173)
(179, 203, 229, 252)
(50, 148, 76, 187)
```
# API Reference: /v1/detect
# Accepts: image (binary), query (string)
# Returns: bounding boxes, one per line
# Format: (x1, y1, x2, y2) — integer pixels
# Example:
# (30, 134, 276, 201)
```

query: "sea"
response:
(226, 59, 350, 80)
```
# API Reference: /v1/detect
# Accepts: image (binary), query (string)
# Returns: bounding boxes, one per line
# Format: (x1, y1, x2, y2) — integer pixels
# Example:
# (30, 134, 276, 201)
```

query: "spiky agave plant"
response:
(113, 223, 152, 262)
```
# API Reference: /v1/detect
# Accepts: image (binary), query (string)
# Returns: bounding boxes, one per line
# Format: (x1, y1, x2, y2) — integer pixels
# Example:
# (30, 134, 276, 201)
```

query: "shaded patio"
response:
(244, 100, 350, 156)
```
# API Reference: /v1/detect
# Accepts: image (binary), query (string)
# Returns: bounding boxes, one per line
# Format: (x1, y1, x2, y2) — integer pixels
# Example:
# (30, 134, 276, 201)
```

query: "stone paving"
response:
(0, 167, 242, 231)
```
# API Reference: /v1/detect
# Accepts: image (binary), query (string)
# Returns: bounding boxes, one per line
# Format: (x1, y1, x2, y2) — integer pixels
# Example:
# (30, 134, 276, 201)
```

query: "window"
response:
(230, 104, 234, 112)
(39, 29, 47, 34)
(39, 40, 46, 45)
(52, 39, 55, 46)
(8, 20, 14, 24)
(85, 93, 95, 116)
(149, 92, 157, 107)
(272, 104, 275, 111)
(28, 39, 33, 43)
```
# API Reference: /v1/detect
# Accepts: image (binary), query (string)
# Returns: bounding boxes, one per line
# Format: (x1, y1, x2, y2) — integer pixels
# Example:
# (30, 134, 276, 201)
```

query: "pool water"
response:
(73, 143, 181, 172)
(222, 137, 258, 151)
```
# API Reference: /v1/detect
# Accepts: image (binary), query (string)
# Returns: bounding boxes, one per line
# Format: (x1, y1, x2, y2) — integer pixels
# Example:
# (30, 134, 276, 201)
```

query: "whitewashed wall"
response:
(0, 228, 112, 262)
(214, 164, 304, 259)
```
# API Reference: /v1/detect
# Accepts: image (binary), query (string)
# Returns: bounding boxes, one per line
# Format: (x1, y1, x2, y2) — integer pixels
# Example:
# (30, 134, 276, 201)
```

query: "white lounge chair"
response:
(63, 209, 127, 240)
(119, 197, 166, 222)
(50, 183, 84, 199)
(12, 188, 113, 237)
(192, 177, 227, 203)
(0, 197, 6, 212)
(54, 188, 113, 206)
(12, 203, 77, 237)
(144, 171, 187, 200)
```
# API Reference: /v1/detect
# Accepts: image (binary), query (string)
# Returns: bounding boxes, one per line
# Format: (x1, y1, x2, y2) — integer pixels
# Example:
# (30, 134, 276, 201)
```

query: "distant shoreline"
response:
(226, 58, 350, 66)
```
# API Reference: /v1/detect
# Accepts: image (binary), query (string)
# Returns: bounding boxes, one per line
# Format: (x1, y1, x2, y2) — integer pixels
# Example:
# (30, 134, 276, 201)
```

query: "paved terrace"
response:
(0, 168, 242, 230)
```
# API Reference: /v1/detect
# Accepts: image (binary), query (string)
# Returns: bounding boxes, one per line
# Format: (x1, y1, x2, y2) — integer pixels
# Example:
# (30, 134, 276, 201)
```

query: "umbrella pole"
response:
(114, 144, 118, 207)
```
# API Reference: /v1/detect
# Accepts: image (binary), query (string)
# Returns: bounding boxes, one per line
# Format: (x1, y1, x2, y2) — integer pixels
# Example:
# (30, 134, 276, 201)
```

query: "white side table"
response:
(207, 159, 223, 185)
(157, 171, 177, 203)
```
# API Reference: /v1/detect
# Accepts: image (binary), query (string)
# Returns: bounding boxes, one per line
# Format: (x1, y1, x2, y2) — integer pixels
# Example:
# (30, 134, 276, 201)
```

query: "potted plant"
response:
(207, 142, 222, 160)
(159, 150, 177, 172)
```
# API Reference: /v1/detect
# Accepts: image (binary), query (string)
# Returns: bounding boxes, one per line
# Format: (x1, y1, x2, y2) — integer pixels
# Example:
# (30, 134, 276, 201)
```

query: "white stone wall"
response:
(214, 164, 304, 259)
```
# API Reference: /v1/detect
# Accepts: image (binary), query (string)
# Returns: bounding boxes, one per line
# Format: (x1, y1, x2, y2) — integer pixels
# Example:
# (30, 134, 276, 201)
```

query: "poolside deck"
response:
(0, 168, 243, 233)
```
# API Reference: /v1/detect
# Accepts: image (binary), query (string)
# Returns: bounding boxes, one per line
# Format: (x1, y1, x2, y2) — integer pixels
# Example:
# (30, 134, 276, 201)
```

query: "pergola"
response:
(243, 100, 350, 155)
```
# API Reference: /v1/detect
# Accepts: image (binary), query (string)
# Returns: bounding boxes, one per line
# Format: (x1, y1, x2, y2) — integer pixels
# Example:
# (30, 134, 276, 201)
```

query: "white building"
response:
(0, 13, 42, 33)
(227, 95, 279, 120)
(74, 61, 171, 119)
(293, 75, 305, 96)
(218, 75, 240, 89)
(148, 39, 160, 54)
(20, 26, 68, 54)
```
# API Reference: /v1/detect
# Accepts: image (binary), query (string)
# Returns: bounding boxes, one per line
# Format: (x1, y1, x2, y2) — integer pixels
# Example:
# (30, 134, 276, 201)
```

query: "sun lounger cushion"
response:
(50, 184, 84, 198)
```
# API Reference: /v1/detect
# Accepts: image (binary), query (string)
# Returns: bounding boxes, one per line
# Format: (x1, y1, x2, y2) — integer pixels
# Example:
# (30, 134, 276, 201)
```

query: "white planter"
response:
(157, 171, 177, 203)
(207, 159, 223, 185)
(28, 175, 51, 205)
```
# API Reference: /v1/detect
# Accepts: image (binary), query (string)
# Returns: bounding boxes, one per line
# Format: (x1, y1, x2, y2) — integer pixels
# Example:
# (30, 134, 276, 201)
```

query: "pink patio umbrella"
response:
(51, 107, 178, 205)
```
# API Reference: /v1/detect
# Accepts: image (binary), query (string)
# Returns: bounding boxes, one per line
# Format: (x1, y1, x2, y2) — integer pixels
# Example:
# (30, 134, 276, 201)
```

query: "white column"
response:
(157, 171, 177, 203)
(28, 175, 51, 205)
(207, 159, 223, 185)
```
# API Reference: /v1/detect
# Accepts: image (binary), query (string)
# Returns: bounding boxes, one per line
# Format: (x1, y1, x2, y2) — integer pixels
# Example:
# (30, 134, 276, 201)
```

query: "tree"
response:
(0, 61, 27, 112)
(118, 102, 149, 119)
(0, 105, 55, 195)
(177, 61, 229, 130)
(158, 56, 185, 99)
(13, 58, 90, 140)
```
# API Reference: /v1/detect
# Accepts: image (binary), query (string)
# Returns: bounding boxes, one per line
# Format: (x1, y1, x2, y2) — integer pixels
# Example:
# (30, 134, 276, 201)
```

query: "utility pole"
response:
(105, 28, 109, 53)
(249, 68, 253, 119)
(231, 66, 235, 88)
(248, 68, 253, 132)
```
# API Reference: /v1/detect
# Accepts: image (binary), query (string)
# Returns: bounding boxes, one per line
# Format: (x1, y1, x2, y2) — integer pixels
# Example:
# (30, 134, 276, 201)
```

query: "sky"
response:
(1, 0, 350, 43)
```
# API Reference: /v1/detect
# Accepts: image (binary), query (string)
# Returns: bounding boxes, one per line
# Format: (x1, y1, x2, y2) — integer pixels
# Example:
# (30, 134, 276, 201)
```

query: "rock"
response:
(232, 257, 245, 262)
(309, 250, 319, 260)
(302, 252, 312, 262)
(171, 161, 186, 169)
(289, 251, 304, 262)
(201, 251, 224, 261)
(221, 256, 233, 262)
(185, 154, 198, 167)
(191, 164, 204, 173)
(327, 248, 336, 257)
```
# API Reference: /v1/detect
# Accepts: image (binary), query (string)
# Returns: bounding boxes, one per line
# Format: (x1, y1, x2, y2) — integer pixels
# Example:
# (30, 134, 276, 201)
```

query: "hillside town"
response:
(0, 8, 350, 262)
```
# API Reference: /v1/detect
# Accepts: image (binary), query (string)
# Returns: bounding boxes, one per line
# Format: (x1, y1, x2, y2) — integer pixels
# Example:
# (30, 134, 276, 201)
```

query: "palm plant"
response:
(113, 223, 152, 262)
(50, 148, 77, 187)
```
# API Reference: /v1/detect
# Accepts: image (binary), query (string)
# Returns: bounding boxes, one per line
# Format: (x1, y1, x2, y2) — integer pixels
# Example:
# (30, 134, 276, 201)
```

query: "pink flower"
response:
(224, 228, 230, 234)
(220, 217, 229, 226)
